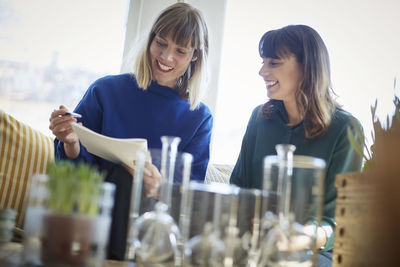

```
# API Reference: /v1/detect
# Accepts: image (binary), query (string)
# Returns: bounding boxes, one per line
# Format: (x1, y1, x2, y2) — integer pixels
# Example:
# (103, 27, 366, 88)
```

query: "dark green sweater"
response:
(230, 100, 363, 251)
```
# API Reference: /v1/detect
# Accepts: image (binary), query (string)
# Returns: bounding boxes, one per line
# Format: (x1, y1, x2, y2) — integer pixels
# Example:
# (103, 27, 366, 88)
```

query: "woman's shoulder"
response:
(333, 108, 358, 123)
(250, 100, 284, 121)
(85, 73, 139, 97)
(331, 108, 362, 130)
(253, 104, 264, 113)
(91, 73, 136, 87)
(250, 104, 269, 121)
(194, 101, 213, 120)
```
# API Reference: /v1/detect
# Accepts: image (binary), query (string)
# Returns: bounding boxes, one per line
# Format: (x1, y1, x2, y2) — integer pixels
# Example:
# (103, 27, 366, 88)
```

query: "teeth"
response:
(266, 80, 278, 86)
(157, 60, 173, 71)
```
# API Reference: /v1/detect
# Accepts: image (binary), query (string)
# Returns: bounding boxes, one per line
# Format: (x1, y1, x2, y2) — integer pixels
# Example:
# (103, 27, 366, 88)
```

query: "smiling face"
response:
(259, 54, 303, 103)
(149, 33, 196, 88)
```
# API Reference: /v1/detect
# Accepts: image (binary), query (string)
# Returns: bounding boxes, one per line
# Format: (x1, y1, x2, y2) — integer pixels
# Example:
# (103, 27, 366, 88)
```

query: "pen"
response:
(65, 112, 82, 118)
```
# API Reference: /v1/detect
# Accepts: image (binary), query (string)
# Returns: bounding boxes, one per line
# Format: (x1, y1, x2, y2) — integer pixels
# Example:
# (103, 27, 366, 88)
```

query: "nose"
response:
(161, 47, 174, 62)
(259, 63, 269, 77)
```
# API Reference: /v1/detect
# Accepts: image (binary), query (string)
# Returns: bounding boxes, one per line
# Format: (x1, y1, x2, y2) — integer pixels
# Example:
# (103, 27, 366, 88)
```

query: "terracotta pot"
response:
(41, 214, 95, 265)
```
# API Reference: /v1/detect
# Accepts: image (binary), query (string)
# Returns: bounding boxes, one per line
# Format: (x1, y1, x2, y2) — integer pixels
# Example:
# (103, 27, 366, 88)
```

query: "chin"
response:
(267, 92, 275, 99)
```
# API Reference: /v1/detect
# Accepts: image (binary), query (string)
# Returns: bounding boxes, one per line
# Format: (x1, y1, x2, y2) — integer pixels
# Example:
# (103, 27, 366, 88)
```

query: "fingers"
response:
(49, 106, 68, 121)
(145, 162, 161, 179)
(130, 159, 163, 198)
(143, 163, 162, 198)
(49, 116, 76, 132)
(49, 117, 76, 136)
(143, 176, 160, 198)
(122, 164, 134, 176)
(49, 106, 79, 144)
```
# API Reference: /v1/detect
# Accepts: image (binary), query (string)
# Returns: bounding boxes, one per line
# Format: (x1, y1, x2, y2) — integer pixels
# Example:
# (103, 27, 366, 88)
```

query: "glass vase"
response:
(126, 136, 193, 266)
(182, 182, 235, 267)
(259, 144, 326, 267)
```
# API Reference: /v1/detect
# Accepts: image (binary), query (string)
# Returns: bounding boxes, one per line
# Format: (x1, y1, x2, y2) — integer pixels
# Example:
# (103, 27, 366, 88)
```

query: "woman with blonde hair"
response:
(230, 25, 363, 266)
(49, 2, 212, 260)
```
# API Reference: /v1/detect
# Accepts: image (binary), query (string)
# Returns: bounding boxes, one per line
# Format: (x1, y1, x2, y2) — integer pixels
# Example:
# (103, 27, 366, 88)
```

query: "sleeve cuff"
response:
(320, 221, 335, 251)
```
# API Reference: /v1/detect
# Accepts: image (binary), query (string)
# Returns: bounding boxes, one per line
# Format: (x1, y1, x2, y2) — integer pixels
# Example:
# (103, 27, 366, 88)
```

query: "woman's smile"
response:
(156, 60, 173, 72)
(265, 80, 278, 90)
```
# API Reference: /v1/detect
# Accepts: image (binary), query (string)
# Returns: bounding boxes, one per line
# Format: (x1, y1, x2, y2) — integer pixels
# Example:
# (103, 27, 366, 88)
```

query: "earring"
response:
(176, 63, 192, 88)
(177, 76, 183, 87)
(186, 63, 192, 79)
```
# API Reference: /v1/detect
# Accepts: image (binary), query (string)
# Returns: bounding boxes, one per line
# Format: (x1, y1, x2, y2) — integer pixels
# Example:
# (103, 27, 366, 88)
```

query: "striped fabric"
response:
(0, 110, 54, 228)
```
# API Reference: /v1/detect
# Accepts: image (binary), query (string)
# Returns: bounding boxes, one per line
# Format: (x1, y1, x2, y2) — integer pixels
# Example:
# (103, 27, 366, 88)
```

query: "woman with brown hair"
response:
(230, 24, 363, 266)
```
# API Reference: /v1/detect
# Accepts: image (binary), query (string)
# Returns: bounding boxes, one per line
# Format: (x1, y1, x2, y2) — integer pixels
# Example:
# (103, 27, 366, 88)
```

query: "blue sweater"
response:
(230, 100, 363, 251)
(54, 73, 213, 181)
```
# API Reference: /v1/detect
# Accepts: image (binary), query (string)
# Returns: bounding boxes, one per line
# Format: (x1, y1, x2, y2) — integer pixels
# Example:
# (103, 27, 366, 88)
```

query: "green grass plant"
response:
(46, 161, 105, 216)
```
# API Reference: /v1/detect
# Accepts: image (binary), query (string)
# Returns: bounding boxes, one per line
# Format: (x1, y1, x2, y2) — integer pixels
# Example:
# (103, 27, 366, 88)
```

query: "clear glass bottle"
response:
(260, 144, 326, 267)
(159, 136, 182, 209)
(275, 144, 296, 217)
(182, 182, 232, 267)
(126, 136, 191, 266)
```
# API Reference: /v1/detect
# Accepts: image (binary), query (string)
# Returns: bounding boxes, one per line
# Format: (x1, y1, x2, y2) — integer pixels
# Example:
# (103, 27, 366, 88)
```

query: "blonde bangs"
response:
(153, 6, 204, 50)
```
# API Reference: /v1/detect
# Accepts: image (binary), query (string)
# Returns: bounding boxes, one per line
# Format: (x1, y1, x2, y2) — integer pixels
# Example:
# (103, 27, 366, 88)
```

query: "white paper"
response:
(71, 122, 147, 168)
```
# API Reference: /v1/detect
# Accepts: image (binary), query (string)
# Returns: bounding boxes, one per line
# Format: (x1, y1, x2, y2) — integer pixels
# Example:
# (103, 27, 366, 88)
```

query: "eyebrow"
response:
(155, 35, 166, 41)
(156, 35, 193, 50)
(264, 57, 282, 61)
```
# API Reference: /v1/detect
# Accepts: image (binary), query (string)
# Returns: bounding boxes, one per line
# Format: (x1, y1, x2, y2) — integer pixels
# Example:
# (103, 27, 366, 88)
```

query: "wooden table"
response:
(104, 260, 135, 267)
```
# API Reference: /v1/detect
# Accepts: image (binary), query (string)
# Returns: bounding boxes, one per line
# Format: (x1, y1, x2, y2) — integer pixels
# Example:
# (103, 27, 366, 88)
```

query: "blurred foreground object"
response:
(334, 92, 400, 266)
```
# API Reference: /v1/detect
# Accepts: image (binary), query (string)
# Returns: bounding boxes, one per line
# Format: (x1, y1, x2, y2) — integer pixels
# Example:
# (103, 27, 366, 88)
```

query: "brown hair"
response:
(259, 25, 339, 138)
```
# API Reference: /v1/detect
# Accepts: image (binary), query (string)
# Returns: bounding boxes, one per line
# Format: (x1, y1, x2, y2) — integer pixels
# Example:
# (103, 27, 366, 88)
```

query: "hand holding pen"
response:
(49, 105, 82, 158)
(64, 111, 82, 118)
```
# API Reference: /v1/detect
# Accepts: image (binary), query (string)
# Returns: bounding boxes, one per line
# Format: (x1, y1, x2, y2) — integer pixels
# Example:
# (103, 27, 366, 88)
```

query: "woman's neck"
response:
(283, 100, 303, 126)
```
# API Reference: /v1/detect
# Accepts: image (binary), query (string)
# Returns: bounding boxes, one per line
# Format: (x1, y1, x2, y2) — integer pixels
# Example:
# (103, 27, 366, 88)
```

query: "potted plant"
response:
(39, 161, 111, 266)
(333, 93, 400, 266)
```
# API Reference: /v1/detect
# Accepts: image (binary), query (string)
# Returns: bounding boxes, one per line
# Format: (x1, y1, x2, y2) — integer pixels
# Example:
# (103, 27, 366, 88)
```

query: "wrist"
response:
(316, 226, 328, 249)
(63, 141, 80, 159)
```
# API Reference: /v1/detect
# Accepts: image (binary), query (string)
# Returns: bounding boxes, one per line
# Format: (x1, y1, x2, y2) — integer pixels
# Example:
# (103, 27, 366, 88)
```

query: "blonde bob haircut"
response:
(133, 3, 209, 110)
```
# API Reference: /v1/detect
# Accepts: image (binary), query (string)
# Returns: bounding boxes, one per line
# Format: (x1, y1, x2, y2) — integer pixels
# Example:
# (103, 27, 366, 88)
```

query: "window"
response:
(0, 0, 129, 136)
(211, 0, 400, 164)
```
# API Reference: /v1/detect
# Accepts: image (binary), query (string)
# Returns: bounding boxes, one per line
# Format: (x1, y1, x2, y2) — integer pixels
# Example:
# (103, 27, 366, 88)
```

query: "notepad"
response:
(71, 122, 148, 168)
